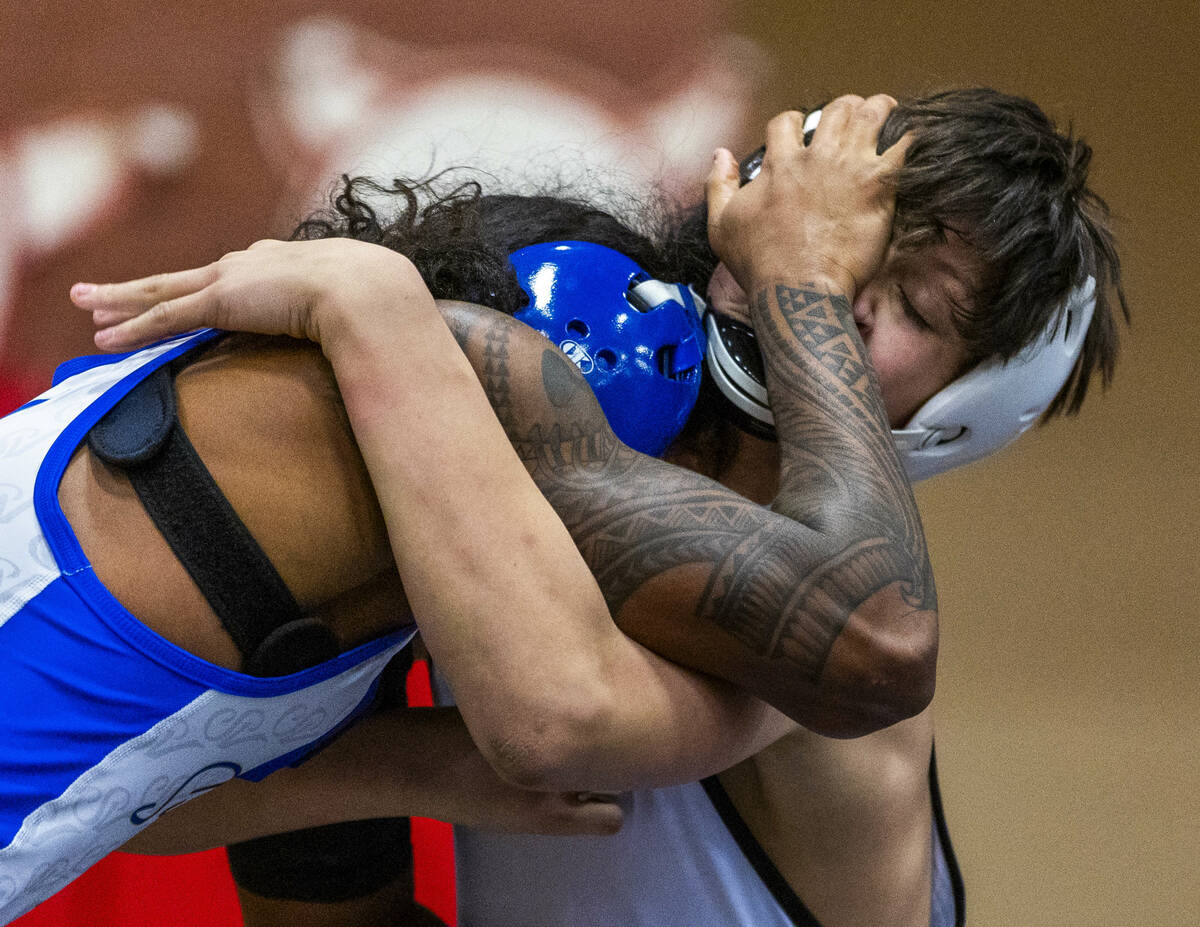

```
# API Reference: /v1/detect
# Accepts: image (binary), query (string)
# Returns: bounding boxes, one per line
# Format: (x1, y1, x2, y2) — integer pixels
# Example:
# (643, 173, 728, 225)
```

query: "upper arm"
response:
(439, 301, 935, 735)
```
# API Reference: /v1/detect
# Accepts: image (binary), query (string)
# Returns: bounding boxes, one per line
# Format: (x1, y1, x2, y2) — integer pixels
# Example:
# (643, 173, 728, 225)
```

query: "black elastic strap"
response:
(88, 362, 338, 676)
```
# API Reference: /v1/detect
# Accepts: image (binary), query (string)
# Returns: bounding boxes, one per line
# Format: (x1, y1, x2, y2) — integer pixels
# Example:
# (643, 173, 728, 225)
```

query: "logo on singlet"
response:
(130, 761, 242, 825)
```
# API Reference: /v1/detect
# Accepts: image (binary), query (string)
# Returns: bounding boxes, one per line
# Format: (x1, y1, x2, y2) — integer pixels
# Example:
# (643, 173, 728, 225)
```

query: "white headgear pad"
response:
(892, 276, 1095, 481)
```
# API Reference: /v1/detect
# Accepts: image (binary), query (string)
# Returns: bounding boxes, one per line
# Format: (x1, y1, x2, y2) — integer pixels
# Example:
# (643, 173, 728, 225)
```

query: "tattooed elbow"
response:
(869, 619, 938, 728)
(819, 601, 938, 736)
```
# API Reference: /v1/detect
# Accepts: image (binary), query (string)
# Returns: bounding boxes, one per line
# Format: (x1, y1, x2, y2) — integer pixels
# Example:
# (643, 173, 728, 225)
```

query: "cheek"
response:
(866, 330, 949, 427)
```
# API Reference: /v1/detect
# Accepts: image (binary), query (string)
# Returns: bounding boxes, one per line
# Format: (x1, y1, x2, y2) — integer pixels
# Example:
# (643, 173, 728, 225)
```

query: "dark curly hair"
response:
(292, 87, 1126, 445)
(292, 176, 739, 471)
(292, 175, 715, 309)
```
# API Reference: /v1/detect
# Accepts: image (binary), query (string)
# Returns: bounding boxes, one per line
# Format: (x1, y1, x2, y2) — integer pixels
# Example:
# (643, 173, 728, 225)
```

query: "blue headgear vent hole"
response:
(656, 345, 675, 377)
(567, 319, 590, 337)
(657, 346, 698, 380)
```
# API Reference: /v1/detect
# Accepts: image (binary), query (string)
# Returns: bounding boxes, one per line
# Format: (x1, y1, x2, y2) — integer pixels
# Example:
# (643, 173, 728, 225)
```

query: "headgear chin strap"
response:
(702, 277, 1096, 481)
(509, 241, 707, 457)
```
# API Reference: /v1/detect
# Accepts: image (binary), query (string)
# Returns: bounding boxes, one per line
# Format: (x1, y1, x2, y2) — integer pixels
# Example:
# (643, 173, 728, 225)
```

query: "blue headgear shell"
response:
(509, 241, 707, 457)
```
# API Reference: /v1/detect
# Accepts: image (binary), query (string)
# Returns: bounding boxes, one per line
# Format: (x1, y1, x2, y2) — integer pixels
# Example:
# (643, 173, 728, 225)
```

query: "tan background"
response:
(2, 1, 1197, 924)
(729, 2, 1199, 924)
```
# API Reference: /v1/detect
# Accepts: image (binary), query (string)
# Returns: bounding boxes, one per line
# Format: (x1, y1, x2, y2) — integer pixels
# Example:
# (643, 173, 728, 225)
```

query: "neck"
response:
(665, 429, 780, 505)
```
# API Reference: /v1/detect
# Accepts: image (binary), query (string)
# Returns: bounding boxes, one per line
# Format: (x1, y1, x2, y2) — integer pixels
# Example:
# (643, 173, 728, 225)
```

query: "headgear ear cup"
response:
(703, 313, 776, 440)
(894, 277, 1096, 481)
(509, 241, 707, 457)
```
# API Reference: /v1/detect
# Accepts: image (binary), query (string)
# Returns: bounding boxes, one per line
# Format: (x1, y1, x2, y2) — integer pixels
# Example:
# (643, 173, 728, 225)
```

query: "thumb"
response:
(705, 148, 740, 237)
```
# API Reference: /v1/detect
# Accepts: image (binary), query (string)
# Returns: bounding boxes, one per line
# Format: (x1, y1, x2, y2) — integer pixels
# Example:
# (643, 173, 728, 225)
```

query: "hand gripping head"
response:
(510, 241, 707, 457)
(717, 104, 1097, 480)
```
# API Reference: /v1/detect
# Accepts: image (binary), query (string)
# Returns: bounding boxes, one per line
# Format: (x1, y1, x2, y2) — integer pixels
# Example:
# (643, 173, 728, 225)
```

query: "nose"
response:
(852, 291, 874, 337)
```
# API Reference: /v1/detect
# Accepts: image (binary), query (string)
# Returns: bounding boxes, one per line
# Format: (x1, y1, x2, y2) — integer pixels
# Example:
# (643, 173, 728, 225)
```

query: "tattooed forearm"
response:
(753, 283, 936, 613)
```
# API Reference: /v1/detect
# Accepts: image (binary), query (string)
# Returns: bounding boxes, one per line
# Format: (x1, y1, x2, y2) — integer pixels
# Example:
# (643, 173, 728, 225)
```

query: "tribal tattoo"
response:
(752, 283, 936, 615)
(442, 296, 934, 685)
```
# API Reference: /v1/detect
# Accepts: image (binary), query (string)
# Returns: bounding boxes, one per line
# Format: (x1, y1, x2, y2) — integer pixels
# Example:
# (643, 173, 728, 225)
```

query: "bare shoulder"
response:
(172, 334, 395, 596)
(59, 335, 402, 669)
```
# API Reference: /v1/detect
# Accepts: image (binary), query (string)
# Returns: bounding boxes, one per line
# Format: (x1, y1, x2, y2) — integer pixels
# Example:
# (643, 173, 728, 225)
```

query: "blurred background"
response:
(2, 1, 1196, 925)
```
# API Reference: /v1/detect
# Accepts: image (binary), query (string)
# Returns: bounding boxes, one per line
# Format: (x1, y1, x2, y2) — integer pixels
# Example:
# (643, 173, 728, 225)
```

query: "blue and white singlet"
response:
(0, 331, 413, 923)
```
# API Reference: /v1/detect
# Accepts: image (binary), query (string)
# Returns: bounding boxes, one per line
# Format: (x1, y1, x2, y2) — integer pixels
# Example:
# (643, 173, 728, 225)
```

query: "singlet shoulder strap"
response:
(701, 775, 823, 926)
(87, 358, 338, 676)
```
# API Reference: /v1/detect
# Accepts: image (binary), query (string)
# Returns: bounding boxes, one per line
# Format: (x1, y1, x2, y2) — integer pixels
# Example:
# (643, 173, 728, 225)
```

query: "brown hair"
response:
(879, 87, 1128, 417)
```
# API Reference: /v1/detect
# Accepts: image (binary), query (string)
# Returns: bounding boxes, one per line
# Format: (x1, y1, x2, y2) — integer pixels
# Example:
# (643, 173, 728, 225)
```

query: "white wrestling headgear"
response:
(890, 277, 1095, 481)
(710, 108, 1098, 482)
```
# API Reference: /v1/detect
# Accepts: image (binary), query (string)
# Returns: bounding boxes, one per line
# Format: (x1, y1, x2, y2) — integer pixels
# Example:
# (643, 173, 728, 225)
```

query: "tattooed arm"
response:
(434, 98, 937, 740)
(441, 297, 929, 740)
(698, 96, 936, 732)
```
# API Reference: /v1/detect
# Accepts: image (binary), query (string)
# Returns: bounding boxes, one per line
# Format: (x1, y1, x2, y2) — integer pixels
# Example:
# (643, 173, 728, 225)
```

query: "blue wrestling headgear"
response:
(510, 241, 707, 457)
(713, 107, 1098, 481)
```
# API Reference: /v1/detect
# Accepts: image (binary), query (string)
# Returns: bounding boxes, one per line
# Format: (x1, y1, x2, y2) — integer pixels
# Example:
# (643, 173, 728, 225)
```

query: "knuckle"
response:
(146, 299, 174, 324)
(861, 94, 897, 118)
(829, 94, 864, 110)
(139, 274, 167, 299)
(208, 278, 232, 306)
(767, 110, 800, 130)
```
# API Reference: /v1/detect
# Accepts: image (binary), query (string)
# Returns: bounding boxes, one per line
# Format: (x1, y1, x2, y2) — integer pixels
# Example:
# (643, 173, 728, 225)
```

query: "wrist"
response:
(743, 264, 856, 301)
(315, 249, 436, 359)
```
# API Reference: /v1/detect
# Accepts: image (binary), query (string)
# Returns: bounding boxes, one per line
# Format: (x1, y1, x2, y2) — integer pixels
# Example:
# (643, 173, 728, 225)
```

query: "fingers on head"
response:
(817, 94, 867, 127)
(881, 129, 916, 168)
(815, 94, 898, 145)
(859, 93, 899, 127)
(705, 149, 741, 226)
(706, 148, 738, 186)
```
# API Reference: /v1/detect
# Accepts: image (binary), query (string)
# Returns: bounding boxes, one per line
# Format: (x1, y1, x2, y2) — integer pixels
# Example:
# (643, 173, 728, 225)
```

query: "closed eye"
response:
(898, 286, 932, 332)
